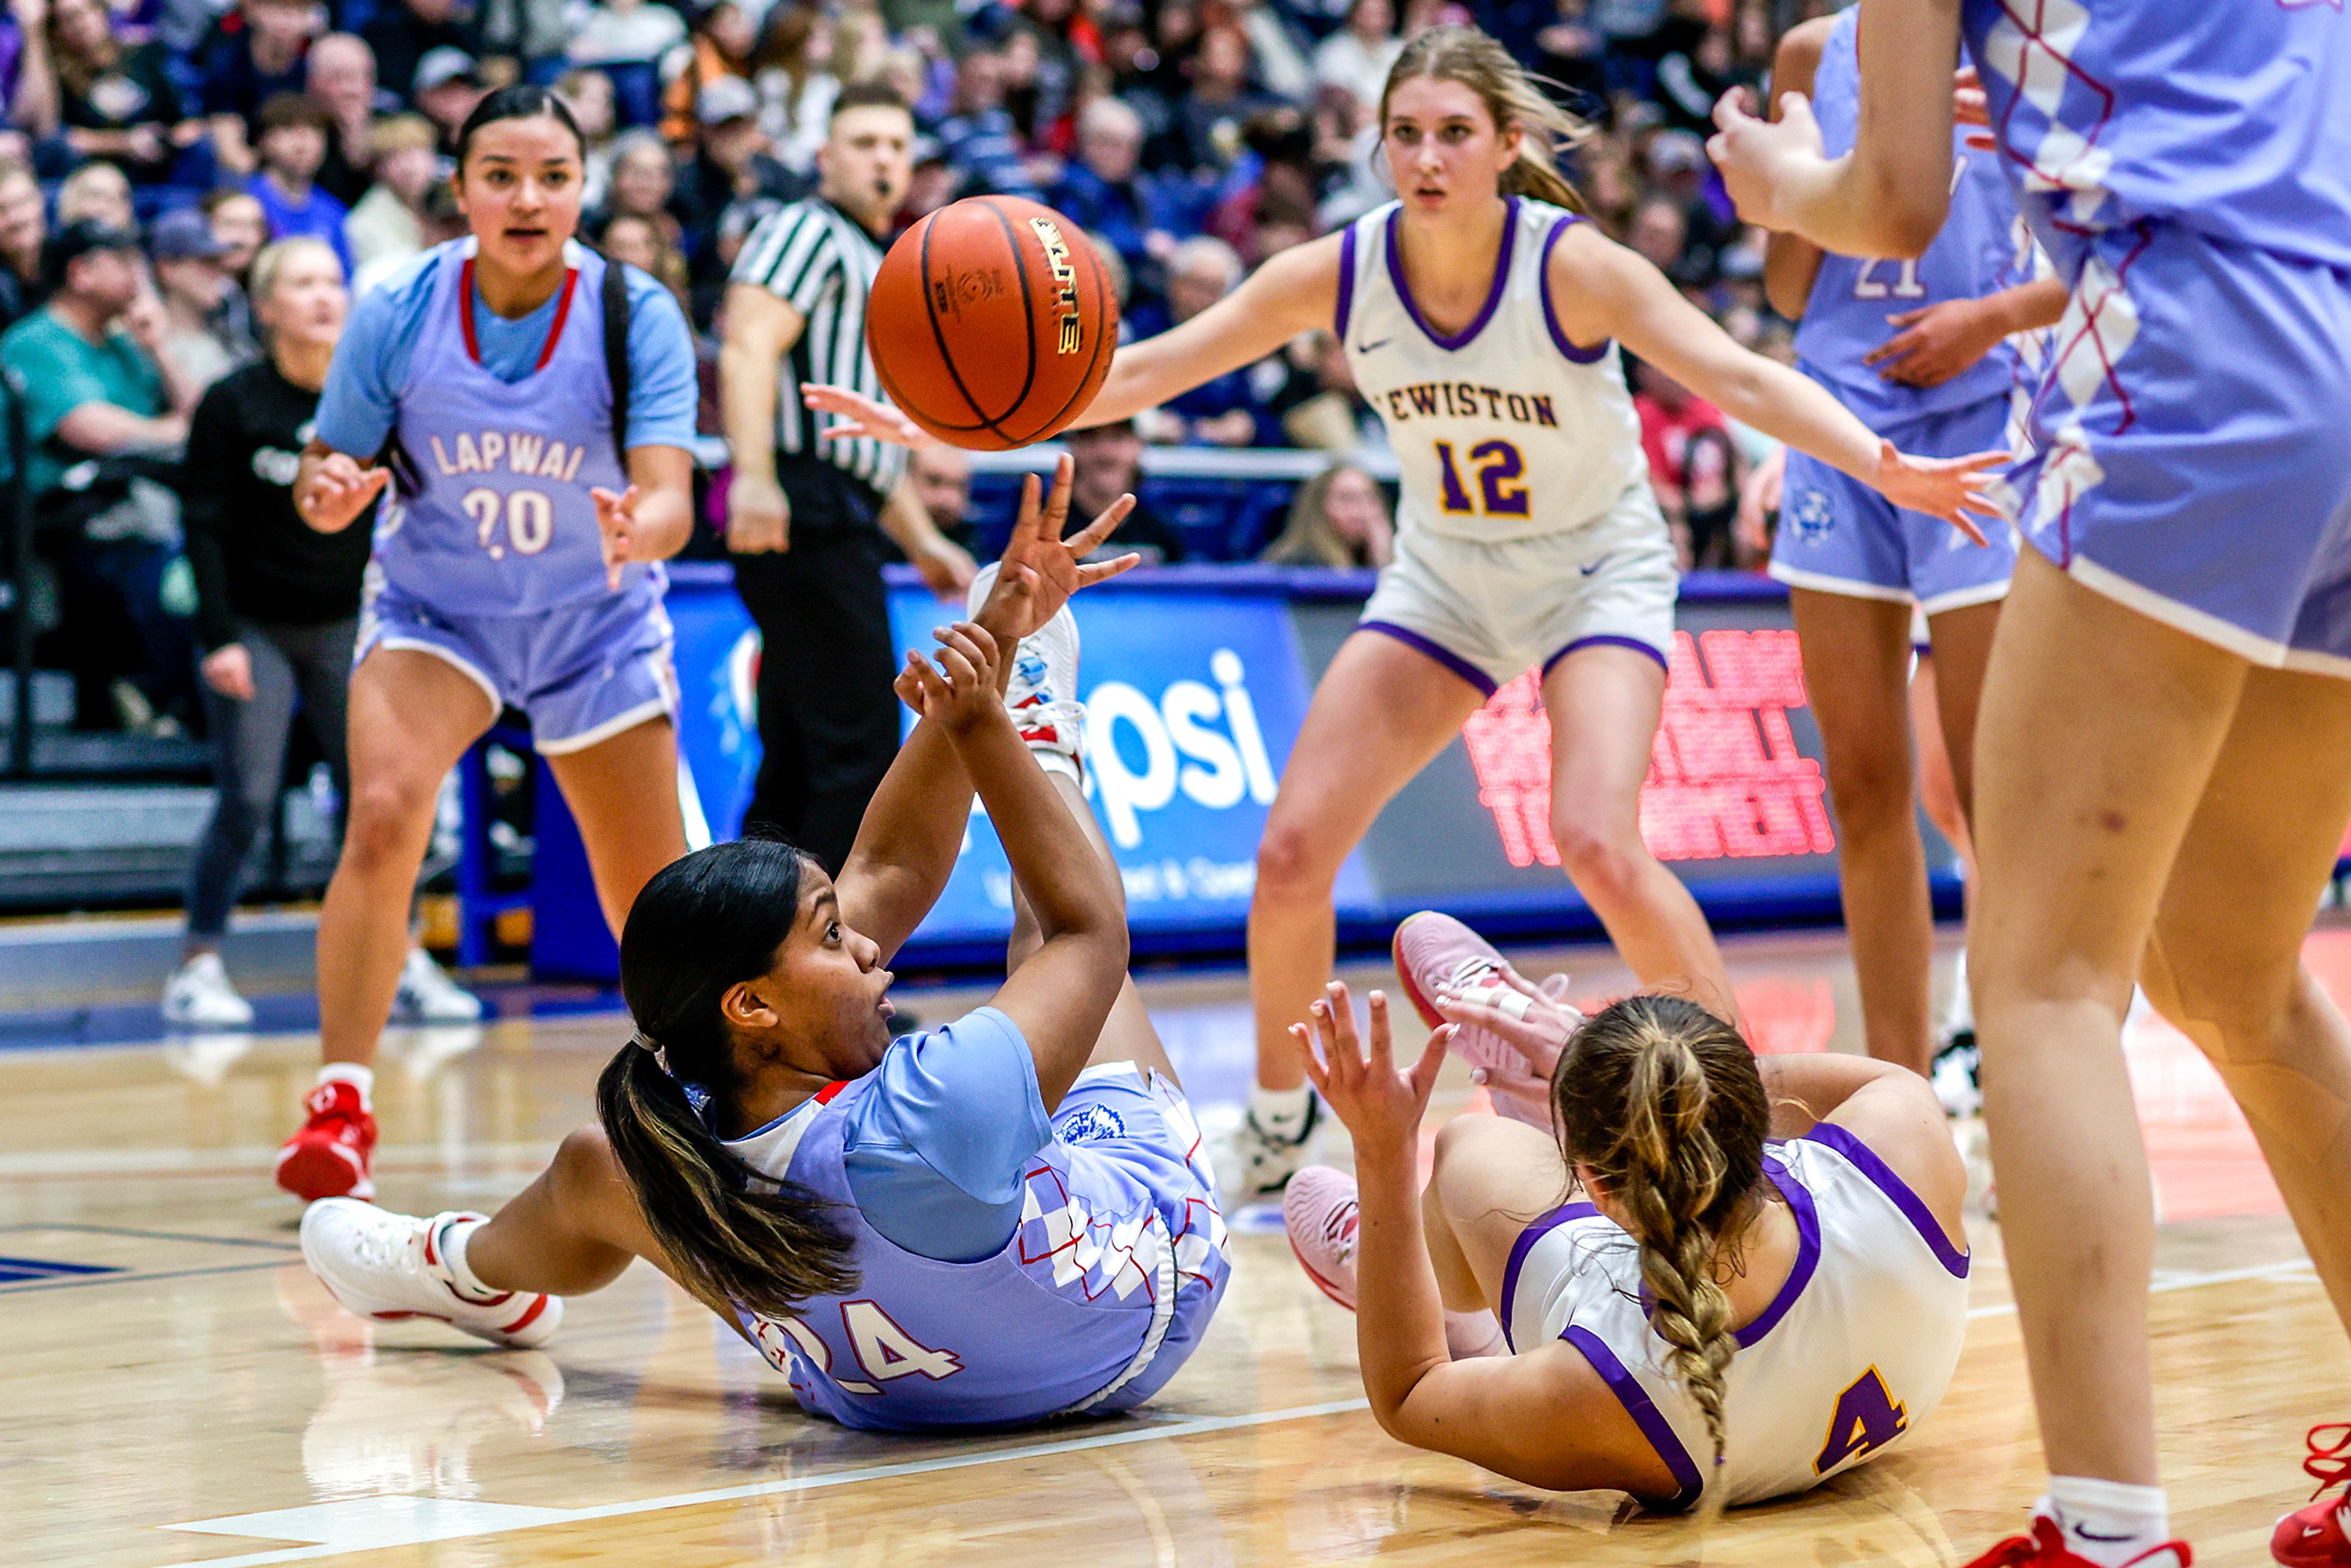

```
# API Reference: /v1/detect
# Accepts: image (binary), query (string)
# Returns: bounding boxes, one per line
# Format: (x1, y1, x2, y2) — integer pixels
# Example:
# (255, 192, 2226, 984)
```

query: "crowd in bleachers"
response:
(0, 0, 1822, 739)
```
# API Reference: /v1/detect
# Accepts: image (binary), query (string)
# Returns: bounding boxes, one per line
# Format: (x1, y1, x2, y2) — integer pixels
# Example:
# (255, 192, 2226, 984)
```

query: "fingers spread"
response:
(1075, 552, 1144, 588)
(1066, 493, 1136, 555)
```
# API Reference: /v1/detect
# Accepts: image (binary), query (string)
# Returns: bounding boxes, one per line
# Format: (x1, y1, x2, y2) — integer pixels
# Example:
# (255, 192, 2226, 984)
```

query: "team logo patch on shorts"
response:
(1791, 487, 1837, 542)
(1058, 1104, 1128, 1144)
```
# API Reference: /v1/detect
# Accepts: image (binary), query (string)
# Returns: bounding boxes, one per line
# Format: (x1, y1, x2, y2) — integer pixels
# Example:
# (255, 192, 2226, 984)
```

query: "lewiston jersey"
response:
(362, 241, 645, 615)
(1794, 6, 2020, 426)
(1339, 197, 1652, 543)
(1504, 1125, 1969, 1510)
(1961, 0, 2351, 281)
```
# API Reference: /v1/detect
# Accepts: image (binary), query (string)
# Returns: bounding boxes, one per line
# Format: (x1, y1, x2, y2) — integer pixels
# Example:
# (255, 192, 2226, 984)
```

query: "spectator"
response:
(598, 210, 689, 318)
(902, 443, 977, 555)
(601, 127, 678, 233)
(1311, 0, 1400, 116)
(1259, 459, 1393, 568)
(1, 219, 205, 730)
(30, 0, 201, 184)
(555, 67, 621, 208)
(473, 0, 567, 80)
(410, 47, 487, 153)
(659, 0, 754, 146)
(305, 32, 384, 206)
(1048, 96, 1183, 304)
(1532, 0, 1609, 109)
(244, 92, 353, 280)
(0, 158, 47, 328)
(353, 172, 463, 293)
(342, 113, 437, 281)
(674, 76, 798, 306)
(1268, 328, 1373, 449)
(197, 0, 322, 174)
(1166, 24, 1273, 174)
(1135, 236, 1272, 447)
(566, 0, 684, 129)
(205, 186, 269, 287)
(1627, 190, 1696, 283)
(751, 3, 838, 176)
(934, 48, 1041, 200)
(1064, 419, 1185, 564)
(55, 159, 133, 228)
(359, 0, 476, 99)
(1232, 0, 1314, 104)
(150, 208, 249, 392)
(1632, 356, 1741, 569)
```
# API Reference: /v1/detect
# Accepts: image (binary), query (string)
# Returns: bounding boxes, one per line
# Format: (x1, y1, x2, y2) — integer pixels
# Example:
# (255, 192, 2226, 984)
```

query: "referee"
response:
(720, 82, 975, 872)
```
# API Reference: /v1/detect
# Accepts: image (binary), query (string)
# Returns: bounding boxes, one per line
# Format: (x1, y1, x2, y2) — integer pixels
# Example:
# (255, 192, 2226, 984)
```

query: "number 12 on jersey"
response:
(1434, 439, 1529, 519)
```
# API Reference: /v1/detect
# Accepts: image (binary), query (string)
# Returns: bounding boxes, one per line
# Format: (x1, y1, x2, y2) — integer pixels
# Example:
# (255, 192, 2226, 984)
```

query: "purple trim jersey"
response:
(1960, 0, 2351, 282)
(1794, 7, 2023, 426)
(1338, 197, 1655, 543)
(1501, 1126, 1969, 1509)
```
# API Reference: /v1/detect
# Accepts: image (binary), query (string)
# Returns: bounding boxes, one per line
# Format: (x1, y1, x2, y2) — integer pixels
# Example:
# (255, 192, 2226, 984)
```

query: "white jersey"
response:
(1501, 1124, 1970, 1510)
(1338, 197, 1654, 544)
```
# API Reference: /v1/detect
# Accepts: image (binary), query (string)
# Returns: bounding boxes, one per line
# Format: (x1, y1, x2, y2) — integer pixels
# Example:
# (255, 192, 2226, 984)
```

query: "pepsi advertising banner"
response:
(615, 563, 1953, 973)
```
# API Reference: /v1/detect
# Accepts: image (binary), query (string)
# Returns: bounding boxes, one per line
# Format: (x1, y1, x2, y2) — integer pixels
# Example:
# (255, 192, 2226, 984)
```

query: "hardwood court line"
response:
(154, 1398, 1377, 1568)
(1963, 1259, 2317, 1320)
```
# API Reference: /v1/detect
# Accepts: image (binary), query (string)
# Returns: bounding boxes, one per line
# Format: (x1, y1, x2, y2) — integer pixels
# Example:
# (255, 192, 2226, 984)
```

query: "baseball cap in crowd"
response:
(1649, 130, 1708, 177)
(149, 208, 233, 263)
(696, 75, 759, 127)
(414, 48, 483, 93)
(40, 217, 143, 292)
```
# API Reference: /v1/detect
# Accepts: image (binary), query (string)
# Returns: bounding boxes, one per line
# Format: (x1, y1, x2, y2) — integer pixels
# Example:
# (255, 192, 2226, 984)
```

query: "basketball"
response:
(864, 197, 1120, 451)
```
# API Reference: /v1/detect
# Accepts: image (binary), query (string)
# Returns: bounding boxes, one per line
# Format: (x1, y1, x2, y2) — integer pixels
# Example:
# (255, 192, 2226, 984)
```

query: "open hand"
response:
(803, 384, 932, 449)
(201, 643, 255, 702)
(1431, 961, 1581, 1123)
(591, 484, 641, 590)
(895, 620, 1004, 733)
(296, 452, 391, 533)
(1706, 88, 1827, 233)
(1864, 297, 2004, 388)
(977, 454, 1140, 642)
(1293, 982, 1449, 1162)
(1873, 440, 2006, 544)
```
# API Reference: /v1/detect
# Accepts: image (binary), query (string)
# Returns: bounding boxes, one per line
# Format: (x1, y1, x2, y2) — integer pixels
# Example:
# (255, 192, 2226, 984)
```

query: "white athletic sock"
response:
(433, 1214, 503, 1303)
(2038, 1477, 2170, 1566)
(1250, 1082, 1313, 1140)
(1444, 1308, 1507, 1360)
(317, 1062, 374, 1108)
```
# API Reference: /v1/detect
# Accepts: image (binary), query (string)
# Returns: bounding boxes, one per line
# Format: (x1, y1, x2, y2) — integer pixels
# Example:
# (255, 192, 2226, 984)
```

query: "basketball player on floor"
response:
(719, 83, 976, 876)
(1282, 912, 1968, 1513)
(279, 87, 702, 1202)
(1759, 13, 2063, 1076)
(1712, 2, 2351, 1563)
(809, 25, 2001, 1202)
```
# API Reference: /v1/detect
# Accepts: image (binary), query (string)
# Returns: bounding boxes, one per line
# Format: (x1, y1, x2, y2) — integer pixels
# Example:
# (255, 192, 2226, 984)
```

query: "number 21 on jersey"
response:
(1434, 440, 1529, 519)
(1815, 1365, 1908, 1472)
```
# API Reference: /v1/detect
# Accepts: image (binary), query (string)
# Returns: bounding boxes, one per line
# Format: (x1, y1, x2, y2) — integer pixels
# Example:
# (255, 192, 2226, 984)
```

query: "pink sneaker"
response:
(1392, 909, 1572, 1084)
(1283, 1165, 1359, 1310)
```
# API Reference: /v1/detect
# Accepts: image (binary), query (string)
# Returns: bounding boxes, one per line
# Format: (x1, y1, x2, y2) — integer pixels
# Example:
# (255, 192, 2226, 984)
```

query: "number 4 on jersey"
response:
(1815, 1365, 1908, 1472)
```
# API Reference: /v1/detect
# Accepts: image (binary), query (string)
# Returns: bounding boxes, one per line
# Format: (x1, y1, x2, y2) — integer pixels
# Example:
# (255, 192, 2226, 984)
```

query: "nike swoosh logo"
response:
(1355, 337, 1392, 353)
(2072, 1529, 2140, 1543)
(1579, 556, 1609, 576)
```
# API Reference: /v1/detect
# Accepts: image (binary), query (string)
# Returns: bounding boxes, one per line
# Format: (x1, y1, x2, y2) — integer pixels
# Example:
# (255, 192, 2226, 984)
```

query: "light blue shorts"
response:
(1771, 396, 2017, 615)
(356, 570, 678, 752)
(2008, 223, 2351, 674)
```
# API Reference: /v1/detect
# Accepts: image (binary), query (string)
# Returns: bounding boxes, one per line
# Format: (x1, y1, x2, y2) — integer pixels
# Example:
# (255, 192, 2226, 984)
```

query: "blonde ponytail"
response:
(1379, 25, 1593, 216)
(1551, 995, 1772, 1506)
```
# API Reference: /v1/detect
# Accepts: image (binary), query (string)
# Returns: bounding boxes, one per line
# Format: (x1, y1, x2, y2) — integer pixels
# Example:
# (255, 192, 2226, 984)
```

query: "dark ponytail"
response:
(596, 839, 859, 1319)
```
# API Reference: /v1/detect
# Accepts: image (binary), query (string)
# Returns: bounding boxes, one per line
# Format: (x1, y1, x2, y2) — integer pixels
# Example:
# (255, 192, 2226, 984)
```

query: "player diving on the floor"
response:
(300, 462, 1236, 1430)
(1284, 912, 1969, 1510)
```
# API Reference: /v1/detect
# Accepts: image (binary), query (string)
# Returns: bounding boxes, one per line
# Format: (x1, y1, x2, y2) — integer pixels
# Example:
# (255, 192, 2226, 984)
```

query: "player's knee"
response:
(1823, 752, 1916, 836)
(550, 1123, 623, 1204)
(340, 778, 437, 871)
(1549, 809, 1643, 899)
(1254, 816, 1342, 899)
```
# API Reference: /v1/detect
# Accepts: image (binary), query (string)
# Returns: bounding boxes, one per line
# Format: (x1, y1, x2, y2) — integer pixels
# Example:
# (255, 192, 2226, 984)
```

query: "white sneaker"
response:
(1218, 1095, 1321, 1203)
(392, 948, 484, 1024)
(163, 951, 255, 1029)
(301, 1200, 561, 1349)
(968, 562, 1084, 778)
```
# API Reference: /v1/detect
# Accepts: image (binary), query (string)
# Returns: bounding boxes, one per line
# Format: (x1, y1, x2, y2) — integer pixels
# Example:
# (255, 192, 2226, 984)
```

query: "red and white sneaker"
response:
(301, 1200, 561, 1349)
(2274, 1422, 2351, 1566)
(969, 562, 1084, 778)
(1963, 1517, 2192, 1568)
(1283, 1165, 1360, 1310)
(275, 1080, 378, 1201)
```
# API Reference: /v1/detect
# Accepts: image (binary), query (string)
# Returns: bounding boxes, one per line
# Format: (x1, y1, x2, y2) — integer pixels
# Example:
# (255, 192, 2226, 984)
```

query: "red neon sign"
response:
(1460, 629, 1835, 868)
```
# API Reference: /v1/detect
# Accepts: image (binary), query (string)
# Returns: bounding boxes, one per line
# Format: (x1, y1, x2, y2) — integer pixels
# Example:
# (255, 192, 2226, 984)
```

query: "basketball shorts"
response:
(2009, 222, 2351, 673)
(1050, 1062, 1229, 1415)
(356, 569, 680, 753)
(1359, 484, 1680, 694)
(1769, 396, 2017, 615)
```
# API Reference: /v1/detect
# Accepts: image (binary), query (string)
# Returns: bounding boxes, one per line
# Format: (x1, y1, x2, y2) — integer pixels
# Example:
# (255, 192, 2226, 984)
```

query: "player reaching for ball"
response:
(1280, 913, 1968, 1514)
(299, 463, 1239, 1432)
(808, 24, 2001, 1202)
(277, 85, 701, 1203)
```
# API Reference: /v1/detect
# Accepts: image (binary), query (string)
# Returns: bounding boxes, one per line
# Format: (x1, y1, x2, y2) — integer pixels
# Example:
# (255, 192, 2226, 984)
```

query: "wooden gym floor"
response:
(3, 927, 2344, 1568)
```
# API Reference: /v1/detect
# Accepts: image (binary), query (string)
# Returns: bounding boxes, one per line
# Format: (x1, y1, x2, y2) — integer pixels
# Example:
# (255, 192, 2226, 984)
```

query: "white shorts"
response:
(1359, 486, 1679, 694)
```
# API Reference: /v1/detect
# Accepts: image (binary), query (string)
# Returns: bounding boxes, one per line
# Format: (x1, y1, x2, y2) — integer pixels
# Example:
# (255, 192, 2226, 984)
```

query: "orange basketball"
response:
(866, 197, 1120, 451)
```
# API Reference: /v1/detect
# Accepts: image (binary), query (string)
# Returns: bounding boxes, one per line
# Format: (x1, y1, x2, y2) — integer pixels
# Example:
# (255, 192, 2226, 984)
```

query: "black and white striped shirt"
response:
(730, 197, 907, 497)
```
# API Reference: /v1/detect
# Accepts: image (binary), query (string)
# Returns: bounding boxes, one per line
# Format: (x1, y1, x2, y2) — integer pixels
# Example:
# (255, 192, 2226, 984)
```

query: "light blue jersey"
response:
(1960, 0, 2351, 282)
(1792, 7, 2020, 426)
(317, 239, 698, 617)
(722, 1008, 1230, 1431)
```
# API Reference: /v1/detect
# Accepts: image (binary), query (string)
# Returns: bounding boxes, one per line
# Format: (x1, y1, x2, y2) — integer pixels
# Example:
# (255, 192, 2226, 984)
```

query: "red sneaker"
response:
(2274, 1423, 2351, 1567)
(275, 1081, 378, 1201)
(1963, 1517, 2191, 1568)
